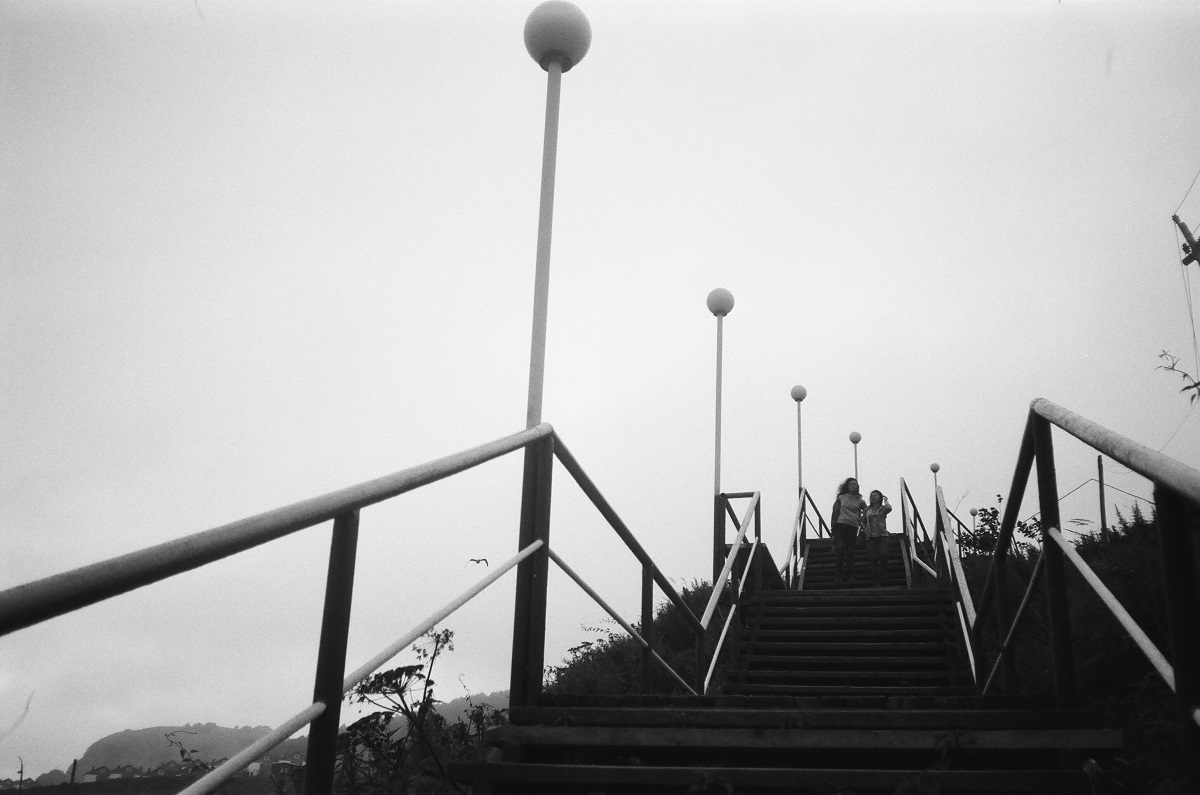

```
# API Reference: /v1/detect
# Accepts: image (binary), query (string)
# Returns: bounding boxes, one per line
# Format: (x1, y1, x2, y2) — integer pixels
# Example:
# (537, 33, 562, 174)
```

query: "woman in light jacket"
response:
(864, 490, 893, 586)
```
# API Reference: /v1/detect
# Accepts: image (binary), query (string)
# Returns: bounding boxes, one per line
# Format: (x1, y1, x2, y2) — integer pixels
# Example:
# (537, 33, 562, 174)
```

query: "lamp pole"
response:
(849, 431, 861, 481)
(523, 1, 591, 428)
(511, 0, 591, 711)
(708, 288, 734, 583)
(791, 385, 807, 502)
(708, 288, 735, 496)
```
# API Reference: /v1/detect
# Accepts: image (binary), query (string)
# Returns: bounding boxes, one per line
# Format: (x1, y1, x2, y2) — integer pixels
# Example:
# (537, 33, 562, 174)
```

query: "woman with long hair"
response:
(830, 477, 867, 583)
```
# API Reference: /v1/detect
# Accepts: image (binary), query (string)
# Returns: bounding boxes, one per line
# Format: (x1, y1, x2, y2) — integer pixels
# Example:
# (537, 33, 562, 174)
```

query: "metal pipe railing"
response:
(1047, 527, 1175, 691)
(1032, 398, 1200, 505)
(551, 434, 703, 635)
(179, 539, 544, 795)
(981, 552, 1044, 697)
(0, 424, 553, 636)
(701, 493, 759, 628)
(972, 396, 1200, 789)
(705, 537, 759, 694)
(546, 547, 696, 695)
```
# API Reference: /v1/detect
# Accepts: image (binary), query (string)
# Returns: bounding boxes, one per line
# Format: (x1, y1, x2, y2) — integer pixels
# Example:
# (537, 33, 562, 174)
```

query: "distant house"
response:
(150, 762, 185, 778)
(0, 779, 18, 791)
(83, 766, 113, 783)
(113, 766, 141, 779)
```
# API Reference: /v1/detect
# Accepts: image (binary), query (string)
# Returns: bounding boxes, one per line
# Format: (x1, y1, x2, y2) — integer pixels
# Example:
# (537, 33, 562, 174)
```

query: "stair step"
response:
(733, 684, 980, 696)
(740, 654, 957, 669)
(484, 725, 1121, 751)
(744, 610, 950, 624)
(730, 669, 971, 683)
(745, 615, 952, 629)
(450, 762, 1097, 792)
(750, 589, 945, 602)
(509, 706, 1112, 730)
(747, 641, 957, 655)
(742, 628, 948, 641)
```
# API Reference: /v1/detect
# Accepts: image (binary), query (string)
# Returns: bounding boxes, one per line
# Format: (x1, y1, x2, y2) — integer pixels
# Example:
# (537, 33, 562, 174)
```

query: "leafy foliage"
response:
(956, 494, 1041, 556)
(1157, 350, 1200, 405)
(335, 629, 505, 795)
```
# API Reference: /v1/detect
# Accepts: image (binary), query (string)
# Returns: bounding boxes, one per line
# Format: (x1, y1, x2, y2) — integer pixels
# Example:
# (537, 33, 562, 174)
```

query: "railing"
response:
(778, 488, 829, 589)
(0, 423, 554, 795)
(0, 424, 761, 795)
(900, 478, 937, 582)
(970, 398, 1200, 787)
(934, 486, 978, 685)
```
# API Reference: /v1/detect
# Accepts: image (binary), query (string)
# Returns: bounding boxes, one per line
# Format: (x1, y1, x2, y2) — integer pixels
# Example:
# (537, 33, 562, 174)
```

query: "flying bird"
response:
(467, 558, 489, 567)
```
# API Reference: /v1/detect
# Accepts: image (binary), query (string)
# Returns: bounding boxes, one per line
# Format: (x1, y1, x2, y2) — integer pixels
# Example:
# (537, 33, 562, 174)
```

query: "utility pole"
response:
(1173, 214, 1198, 266)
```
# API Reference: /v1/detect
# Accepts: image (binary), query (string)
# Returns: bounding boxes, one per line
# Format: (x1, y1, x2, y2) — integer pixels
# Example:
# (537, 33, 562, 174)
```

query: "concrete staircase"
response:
(451, 562, 1122, 793)
(726, 587, 974, 697)
(798, 535, 909, 590)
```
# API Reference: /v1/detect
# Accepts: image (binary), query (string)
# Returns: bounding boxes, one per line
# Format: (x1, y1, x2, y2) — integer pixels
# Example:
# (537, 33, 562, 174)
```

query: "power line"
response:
(1176, 163, 1200, 215)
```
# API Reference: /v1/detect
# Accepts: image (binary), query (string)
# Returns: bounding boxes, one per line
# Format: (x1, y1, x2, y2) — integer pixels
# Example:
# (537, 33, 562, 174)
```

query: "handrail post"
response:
(713, 494, 725, 584)
(1033, 414, 1075, 706)
(1154, 484, 1200, 789)
(992, 551, 1015, 694)
(302, 509, 360, 795)
(510, 436, 554, 708)
(641, 563, 655, 693)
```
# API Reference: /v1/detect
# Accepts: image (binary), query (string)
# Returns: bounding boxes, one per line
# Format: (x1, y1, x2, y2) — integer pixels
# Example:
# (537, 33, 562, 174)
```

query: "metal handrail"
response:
(1047, 527, 1175, 691)
(937, 486, 976, 629)
(702, 493, 760, 628)
(0, 423, 553, 636)
(899, 478, 937, 580)
(779, 489, 829, 588)
(706, 536, 759, 693)
(551, 434, 704, 635)
(546, 546, 697, 695)
(1032, 398, 1200, 505)
(779, 499, 805, 587)
(179, 539, 545, 795)
(972, 397, 1200, 773)
(935, 486, 978, 686)
(980, 552, 1045, 697)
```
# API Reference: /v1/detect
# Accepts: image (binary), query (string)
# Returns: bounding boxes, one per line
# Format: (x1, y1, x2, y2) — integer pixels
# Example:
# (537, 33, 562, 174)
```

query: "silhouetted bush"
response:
(962, 504, 1187, 792)
(544, 580, 725, 696)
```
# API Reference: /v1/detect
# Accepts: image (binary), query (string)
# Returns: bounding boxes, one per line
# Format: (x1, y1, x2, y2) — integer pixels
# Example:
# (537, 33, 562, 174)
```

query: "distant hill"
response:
(73, 724, 306, 774)
(60, 693, 508, 780)
(436, 690, 508, 723)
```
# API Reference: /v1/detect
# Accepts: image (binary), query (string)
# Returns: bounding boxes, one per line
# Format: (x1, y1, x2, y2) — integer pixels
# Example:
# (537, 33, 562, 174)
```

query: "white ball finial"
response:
(525, 1, 591, 72)
(930, 463, 940, 473)
(707, 288, 734, 317)
(791, 385, 807, 402)
(849, 432, 861, 445)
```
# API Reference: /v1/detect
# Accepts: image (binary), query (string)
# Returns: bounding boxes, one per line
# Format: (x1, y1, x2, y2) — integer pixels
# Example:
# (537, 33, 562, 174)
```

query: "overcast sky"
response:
(4, 0, 1200, 779)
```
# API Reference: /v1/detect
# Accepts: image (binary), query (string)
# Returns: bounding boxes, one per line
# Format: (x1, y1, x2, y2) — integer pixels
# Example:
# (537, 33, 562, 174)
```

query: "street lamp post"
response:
(512, 0, 591, 712)
(849, 431, 861, 481)
(708, 288, 735, 496)
(791, 385, 807, 501)
(523, 1, 591, 429)
(708, 288, 734, 582)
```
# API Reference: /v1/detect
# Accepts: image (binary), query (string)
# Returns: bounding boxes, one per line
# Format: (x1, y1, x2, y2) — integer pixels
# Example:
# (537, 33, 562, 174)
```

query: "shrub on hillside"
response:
(544, 580, 725, 696)
(961, 504, 1186, 792)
